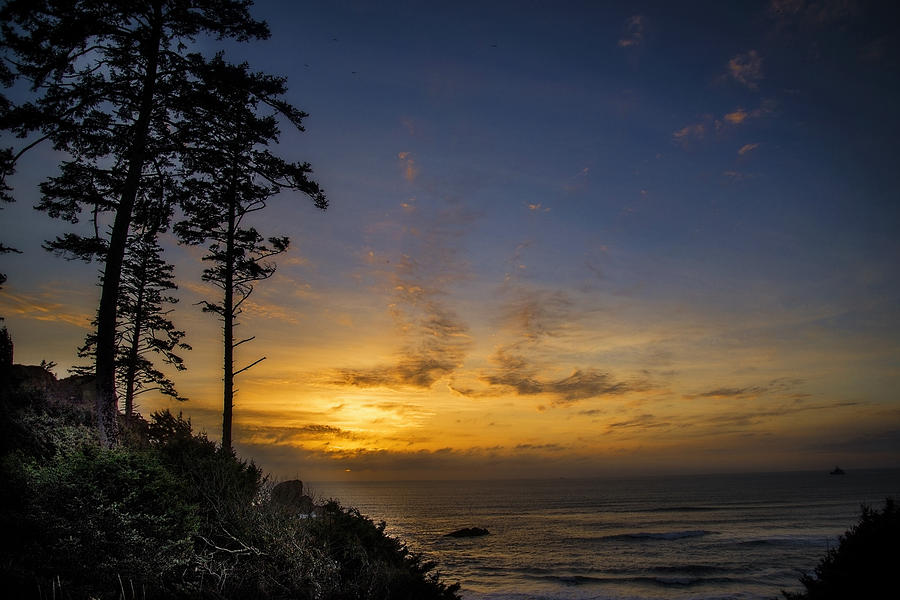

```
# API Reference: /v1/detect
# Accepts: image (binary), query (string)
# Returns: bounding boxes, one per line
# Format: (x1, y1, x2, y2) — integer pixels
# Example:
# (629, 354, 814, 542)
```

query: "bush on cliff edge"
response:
(783, 498, 898, 599)
(0, 368, 459, 599)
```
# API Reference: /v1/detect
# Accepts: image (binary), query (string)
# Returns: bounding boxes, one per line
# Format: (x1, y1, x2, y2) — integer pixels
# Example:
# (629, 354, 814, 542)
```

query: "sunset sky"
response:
(1, 0, 899, 480)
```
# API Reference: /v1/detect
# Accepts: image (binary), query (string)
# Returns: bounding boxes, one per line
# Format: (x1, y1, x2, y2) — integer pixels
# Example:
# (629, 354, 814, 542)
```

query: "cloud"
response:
(481, 361, 642, 406)
(722, 170, 747, 183)
(239, 443, 575, 480)
(397, 151, 417, 182)
(400, 117, 417, 136)
(674, 101, 775, 148)
(606, 413, 666, 431)
(683, 377, 805, 400)
(618, 15, 644, 48)
(672, 122, 707, 146)
(562, 166, 591, 193)
(723, 109, 749, 124)
(0, 292, 92, 329)
(451, 287, 650, 406)
(325, 199, 477, 390)
(738, 143, 760, 155)
(527, 202, 550, 212)
(329, 299, 470, 389)
(499, 290, 573, 340)
(727, 50, 764, 89)
(242, 298, 302, 324)
(692, 400, 862, 430)
(241, 423, 362, 446)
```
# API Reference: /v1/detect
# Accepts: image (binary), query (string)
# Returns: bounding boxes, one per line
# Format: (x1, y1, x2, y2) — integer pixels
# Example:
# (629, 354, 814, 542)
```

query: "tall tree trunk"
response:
(94, 1, 163, 447)
(123, 256, 148, 418)
(222, 178, 237, 452)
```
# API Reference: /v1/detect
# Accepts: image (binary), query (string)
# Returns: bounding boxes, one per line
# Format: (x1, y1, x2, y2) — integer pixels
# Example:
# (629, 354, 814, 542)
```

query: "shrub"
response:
(306, 502, 461, 600)
(5, 445, 198, 598)
(784, 498, 899, 599)
(0, 392, 460, 599)
(147, 410, 263, 525)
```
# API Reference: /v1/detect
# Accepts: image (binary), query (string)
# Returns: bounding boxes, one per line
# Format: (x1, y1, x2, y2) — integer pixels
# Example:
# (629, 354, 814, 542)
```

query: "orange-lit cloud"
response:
(0, 291, 92, 329)
(728, 50, 764, 89)
(738, 142, 760, 155)
(324, 202, 477, 391)
(450, 289, 651, 407)
(398, 151, 418, 182)
(683, 377, 804, 400)
(242, 299, 302, 325)
(675, 102, 775, 148)
(673, 122, 706, 146)
(723, 109, 749, 124)
(618, 15, 644, 48)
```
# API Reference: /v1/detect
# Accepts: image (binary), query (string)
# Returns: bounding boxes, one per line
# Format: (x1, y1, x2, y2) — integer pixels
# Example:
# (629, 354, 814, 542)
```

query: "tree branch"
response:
(233, 356, 265, 377)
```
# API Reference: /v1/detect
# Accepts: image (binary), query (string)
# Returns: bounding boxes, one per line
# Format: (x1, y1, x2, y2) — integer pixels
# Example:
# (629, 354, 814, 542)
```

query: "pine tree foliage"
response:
(175, 55, 326, 450)
(0, 0, 269, 447)
(74, 219, 190, 416)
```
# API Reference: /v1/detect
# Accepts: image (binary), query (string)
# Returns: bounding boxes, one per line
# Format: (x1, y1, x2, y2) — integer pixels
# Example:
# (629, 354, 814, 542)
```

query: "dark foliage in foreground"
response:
(783, 498, 898, 599)
(0, 370, 460, 599)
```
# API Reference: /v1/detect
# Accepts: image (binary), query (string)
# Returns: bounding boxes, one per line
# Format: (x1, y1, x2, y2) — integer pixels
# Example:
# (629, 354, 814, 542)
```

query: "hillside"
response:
(0, 361, 460, 599)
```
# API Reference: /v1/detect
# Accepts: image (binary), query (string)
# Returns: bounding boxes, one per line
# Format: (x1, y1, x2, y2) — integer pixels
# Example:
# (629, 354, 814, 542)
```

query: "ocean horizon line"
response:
(305, 466, 900, 485)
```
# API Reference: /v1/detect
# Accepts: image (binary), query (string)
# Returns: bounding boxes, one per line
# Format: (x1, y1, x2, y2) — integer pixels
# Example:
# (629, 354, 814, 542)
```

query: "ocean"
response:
(310, 469, 900, 600)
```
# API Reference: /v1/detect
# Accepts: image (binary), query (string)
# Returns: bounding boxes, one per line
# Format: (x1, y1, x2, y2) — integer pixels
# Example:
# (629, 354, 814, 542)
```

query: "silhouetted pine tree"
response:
(175, 56, 326, 451)
(74, 218, 190, 417)
(0, 0, 268, 446)
(0, 56, 20, 290)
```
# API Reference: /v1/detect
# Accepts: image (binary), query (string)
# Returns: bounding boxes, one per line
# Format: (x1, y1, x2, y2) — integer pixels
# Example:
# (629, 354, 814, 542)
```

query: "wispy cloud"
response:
(480, 357, 643, 406)
(723, 109, 750, 124)
(683, 377, 805, 400)
(727, 50, 764, 89)
(242, 298, 302, 324)
(325, 199, 477, 390)
(618, 15, 644, 48)
(499, 290, 573, 340)
(241, 423, 363, 446)
(330, 297, 470, 389)
(672, 123, 706, 143)
(691, 400, 862, 430)
(738, 142, 760, 155)
(453, 288, 649, 406)
(0, 291, 92, 329)
(397, 151, 418, 182)
(606, 413, 667, 431)
(673, 122, 707, 146)
(674, 101, 775, 148)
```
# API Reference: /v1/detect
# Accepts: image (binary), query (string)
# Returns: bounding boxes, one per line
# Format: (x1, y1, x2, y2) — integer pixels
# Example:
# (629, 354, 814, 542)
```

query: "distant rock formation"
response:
(271, 479, 316, 514)
(445, 527, 490, 538)
(1, 363, 96, 409)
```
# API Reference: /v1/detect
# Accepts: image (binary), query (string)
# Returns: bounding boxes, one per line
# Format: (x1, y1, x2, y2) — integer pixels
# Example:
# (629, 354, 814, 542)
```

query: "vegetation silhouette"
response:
(0, 364, 460, 599)
(174, 55, 326, 451)
(0, 0, 274, 448)
(783, 498, 898, 599)
(72, 215, 190, 416)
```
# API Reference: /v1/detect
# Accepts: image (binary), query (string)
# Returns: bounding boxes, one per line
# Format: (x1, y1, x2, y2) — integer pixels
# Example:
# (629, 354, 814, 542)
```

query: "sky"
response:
(2, 0, 899, 481)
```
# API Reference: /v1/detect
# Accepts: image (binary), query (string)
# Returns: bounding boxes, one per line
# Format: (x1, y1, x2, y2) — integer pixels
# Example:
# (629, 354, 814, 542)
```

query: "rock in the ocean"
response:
(272, 479, 305, 505)
(445, 527, 490, 538)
